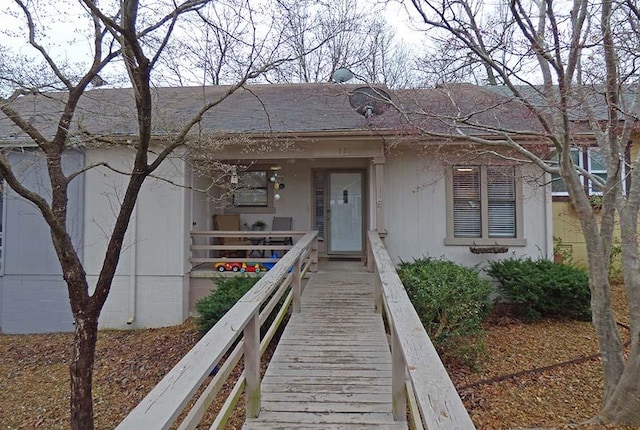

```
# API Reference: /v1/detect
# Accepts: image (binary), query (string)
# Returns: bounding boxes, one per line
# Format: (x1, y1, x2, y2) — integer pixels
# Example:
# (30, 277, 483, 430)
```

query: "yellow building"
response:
(551, 140, 635, 267)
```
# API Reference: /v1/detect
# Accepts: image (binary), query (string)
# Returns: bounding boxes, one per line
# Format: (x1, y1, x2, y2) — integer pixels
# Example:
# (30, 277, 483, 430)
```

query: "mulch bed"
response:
(0, 284, 634, 429)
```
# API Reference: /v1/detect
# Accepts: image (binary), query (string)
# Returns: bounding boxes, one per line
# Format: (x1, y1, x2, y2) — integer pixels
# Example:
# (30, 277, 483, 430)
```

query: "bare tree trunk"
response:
(579, 209, 625, 400)
(593, 203, 640, 424)
(566, 159, 625, 402)
(69, 310, 99, 430)
(598, 354, 640, 424)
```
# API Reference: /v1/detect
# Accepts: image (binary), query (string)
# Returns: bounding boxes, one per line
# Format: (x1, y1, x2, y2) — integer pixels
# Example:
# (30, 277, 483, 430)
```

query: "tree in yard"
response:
(156, 0, 276, 86)
(0, 1, 323, 429)
(266, 0, 419, 87)
(404, 0, 640, 424)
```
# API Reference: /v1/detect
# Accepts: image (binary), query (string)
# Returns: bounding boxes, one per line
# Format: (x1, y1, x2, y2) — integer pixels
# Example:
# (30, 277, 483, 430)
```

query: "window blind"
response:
(487, 166, 516, 238)
(453, 167, 481, 238)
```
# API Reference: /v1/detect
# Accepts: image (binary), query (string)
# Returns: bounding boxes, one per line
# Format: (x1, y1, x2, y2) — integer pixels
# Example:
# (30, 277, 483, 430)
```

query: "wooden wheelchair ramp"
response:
(243, 271, 408, 430)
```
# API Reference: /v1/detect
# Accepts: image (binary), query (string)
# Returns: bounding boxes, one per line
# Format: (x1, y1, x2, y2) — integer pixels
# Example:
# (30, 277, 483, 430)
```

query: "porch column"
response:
(372, 157, 387, 237)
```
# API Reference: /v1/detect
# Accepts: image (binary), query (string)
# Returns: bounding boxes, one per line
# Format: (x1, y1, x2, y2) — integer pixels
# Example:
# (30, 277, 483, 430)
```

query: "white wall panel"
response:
(84, 148, 189, 328)
(84, 148, 187, 276)
(97, 275, 187, 329)
(384, 148, 549, 268)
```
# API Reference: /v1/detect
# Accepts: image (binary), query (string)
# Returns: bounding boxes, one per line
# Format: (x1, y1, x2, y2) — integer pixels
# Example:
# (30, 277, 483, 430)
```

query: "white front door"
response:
(328, 172, 364, 254)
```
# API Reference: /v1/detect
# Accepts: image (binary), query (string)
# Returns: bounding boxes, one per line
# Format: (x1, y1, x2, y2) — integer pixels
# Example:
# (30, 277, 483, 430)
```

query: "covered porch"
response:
(187, 137, 389, 310)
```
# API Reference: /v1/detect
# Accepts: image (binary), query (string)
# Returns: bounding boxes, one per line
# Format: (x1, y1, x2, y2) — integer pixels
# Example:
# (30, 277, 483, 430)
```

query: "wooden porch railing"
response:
(367, 230, 476, 430)
(116, 231, 318, 430)
(190, 230, 310, 268)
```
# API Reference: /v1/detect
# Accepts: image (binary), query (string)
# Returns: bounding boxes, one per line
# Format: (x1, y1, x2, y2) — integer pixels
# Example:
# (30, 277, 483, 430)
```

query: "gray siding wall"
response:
(0, 149, 84, 334)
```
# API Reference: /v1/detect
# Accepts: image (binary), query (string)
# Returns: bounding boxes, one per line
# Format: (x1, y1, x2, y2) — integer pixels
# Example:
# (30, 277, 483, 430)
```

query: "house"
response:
(0, 83, 553, 334)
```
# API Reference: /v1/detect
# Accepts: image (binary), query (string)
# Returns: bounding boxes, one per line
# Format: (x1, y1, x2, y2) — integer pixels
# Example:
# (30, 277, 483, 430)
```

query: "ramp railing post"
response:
(244, 312, 261, 418)
(392, 325, 407, 421)
(310, 235, 318, 273)
(293, 255, 302, 313)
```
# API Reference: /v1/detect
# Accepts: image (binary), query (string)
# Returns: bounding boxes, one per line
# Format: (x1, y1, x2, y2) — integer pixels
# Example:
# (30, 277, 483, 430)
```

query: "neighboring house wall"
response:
(550, 139, 638, 266)
(83, 148, 189, 329)
(0, 150, 84, 334)
(552, 201, 592, 264)
(384, 148, 552, 266)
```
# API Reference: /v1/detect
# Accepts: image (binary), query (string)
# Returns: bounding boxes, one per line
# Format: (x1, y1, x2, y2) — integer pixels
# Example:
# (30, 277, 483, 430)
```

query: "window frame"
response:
(550, 148, 582, 196)
(445, 165, 526, 247)
(224, 168, 276, 215)
(551, 147, 627, 197)
(586, 148, 609, 196)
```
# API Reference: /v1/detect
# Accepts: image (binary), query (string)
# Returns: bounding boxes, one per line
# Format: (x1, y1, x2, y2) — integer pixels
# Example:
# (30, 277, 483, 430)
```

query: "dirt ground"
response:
(0, 284, 634, 429)
(451, 283, 634, 430)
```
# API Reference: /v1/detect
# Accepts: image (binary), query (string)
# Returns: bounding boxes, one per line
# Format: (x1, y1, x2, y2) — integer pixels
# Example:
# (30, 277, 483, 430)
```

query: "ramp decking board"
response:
(260, 383, 391, 394)
(266, 363, 392, 371)
(242, 272, 407, 429)
(261, 392, 393, 403)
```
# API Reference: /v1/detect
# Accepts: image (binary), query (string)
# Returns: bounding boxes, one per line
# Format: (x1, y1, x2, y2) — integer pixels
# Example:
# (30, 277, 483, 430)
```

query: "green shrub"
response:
(486, 258, 590, 322)
(397, 258, 493, 365)
(195, 276, 259, 337)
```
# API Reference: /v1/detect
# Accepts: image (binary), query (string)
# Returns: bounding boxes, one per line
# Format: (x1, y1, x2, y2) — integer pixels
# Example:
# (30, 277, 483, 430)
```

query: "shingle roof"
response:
(375, 84, 542, 135)
(485, 84, 637, 122)
(0, 83, 546, 143)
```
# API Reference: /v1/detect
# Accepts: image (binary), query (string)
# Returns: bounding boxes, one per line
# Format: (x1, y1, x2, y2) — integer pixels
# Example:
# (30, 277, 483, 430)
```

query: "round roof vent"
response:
(332, 68, 354, 83)
(348, 87, 391, 117)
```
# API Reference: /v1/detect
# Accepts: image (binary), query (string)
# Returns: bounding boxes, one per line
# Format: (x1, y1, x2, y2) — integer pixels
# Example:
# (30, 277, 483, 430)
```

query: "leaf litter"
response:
(0, 284, 635, 429)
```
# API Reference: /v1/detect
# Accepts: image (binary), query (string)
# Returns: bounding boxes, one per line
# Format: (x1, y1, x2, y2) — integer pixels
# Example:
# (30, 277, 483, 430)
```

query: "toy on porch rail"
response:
(214, 262, 269, 273)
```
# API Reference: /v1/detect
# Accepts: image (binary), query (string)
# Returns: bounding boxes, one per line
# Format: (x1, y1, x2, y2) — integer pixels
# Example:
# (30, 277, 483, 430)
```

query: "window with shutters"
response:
(446, 165, 525, 246)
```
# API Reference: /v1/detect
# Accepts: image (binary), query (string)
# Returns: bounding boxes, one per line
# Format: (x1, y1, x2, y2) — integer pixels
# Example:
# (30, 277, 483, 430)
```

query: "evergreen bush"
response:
(397, 258, 493, 365)
(195, 276, 259, 337)
(486, 258, 590, 322)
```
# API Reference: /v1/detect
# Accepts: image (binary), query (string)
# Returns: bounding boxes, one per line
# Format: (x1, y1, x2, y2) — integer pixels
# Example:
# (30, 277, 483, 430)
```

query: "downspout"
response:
(126, 203, 138, 325)
(545, 172, 554, 260)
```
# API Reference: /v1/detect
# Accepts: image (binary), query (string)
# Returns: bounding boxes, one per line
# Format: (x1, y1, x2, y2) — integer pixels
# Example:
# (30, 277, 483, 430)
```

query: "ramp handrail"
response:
(117, 231, 318, 430)
(367, 230, 476, 430)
